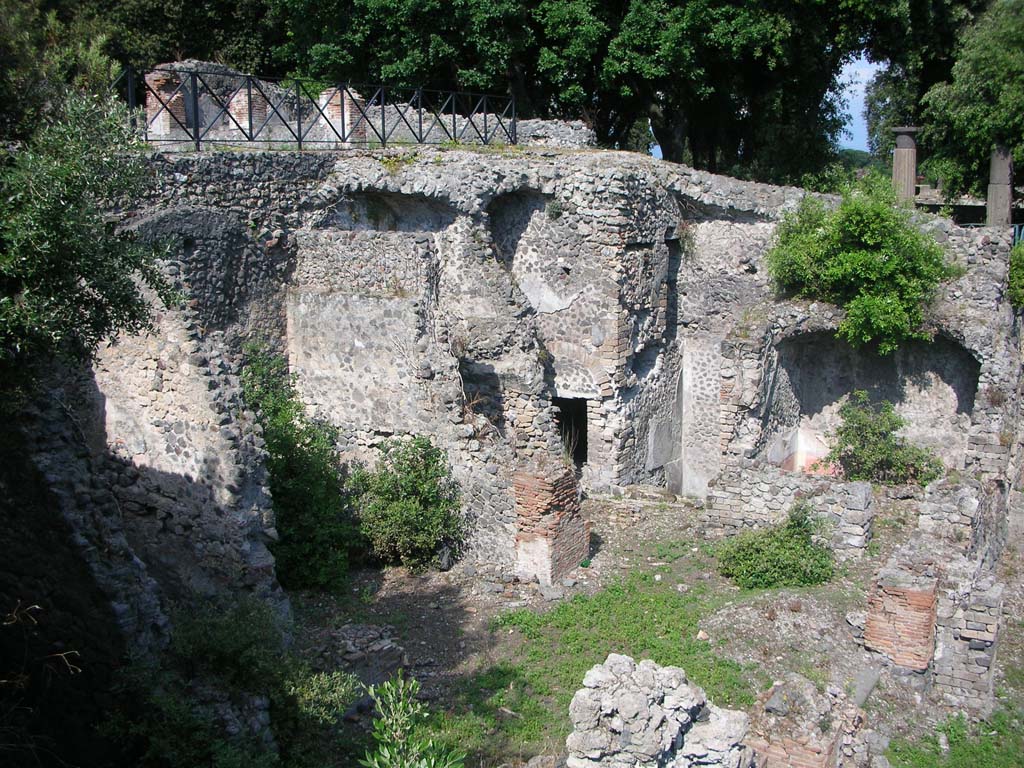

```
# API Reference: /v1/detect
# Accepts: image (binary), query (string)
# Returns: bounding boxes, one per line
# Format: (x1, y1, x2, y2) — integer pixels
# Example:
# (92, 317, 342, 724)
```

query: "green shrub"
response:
(716, 502, 834, 589)
(825, 390, 943, 486)
(767, 174, 957, 354)
(241, 342, 359, 590)
(106, 599, 360, 768)
(360, 672, 465, 768)
(1007, 242, 1024, 310)
(350, 437, 463, 569)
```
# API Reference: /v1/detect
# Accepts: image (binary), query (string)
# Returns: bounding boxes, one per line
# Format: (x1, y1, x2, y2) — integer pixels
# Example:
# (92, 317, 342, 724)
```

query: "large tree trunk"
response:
(648, 103, 687, 165)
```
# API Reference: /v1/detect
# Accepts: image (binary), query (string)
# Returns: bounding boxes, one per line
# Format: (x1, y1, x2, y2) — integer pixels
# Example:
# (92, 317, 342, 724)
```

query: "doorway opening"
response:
(553, 397, 588, 468)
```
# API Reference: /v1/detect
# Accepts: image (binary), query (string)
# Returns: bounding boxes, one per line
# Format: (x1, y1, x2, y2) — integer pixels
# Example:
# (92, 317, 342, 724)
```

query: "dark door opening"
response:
(553, 397, 588, 468)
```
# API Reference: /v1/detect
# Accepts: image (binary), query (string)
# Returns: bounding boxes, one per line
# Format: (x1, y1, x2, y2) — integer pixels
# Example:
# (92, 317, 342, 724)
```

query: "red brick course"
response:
(513, 468, 590, 586)
(863, 581, 937, 671)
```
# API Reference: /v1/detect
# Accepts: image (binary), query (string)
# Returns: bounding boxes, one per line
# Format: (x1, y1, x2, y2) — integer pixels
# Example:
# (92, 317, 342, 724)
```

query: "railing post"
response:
(189, 70, 201, 151)
(381, 86, 387, 147)
(246, 76, 254, 140)
(341, 84, 347, 142)
(417, 87, 423, 143)
(452, 92, 458, 141)
(295, 79, 303, 150)
(511, 96, 517, 144)
(483, 95, 489, 144)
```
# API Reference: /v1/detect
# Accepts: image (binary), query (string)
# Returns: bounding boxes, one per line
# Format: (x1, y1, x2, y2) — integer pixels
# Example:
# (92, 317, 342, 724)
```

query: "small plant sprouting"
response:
(546, 199, 564, 220)
(1008, 242, 1024, 310)
(379, 152, 419, 175)
(360, 672, 465, 768)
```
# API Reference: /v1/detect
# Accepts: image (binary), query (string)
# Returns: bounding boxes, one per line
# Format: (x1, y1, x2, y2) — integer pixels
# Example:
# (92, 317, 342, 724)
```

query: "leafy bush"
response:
(767, 174, 956, 354)
(1007, 242, 1024, 310)
(716, 502, 834, 589)
(825, 390, 943, 486)
(350, 437, 463, 569)
(0, 90, 175, 396)
(360, 672, 465, 768)
(106, 599, 360, 768)
(241, 342, 359, 590)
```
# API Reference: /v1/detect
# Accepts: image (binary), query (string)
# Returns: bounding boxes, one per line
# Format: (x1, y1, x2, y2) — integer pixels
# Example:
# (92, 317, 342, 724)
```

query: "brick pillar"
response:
(863, 571, 937, 670)
(145, 72, 187, 136)
(320, 87, 367, 144)
(513, 467, 590, 586)
(986, 145, 1013, 227)
(892, 127, 919, 201)
(227, 88, 267, 135)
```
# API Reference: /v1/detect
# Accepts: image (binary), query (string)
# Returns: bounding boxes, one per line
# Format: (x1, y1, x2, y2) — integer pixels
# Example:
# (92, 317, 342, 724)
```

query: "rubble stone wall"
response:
(704, 465, 874, 558)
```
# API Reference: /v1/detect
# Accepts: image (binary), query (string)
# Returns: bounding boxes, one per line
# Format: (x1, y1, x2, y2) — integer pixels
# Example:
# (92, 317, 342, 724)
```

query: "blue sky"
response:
(838, 55, 882, 151)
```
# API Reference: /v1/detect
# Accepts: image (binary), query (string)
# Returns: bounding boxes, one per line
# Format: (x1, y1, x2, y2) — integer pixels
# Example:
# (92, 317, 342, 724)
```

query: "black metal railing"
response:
(112, 66, 517, 151)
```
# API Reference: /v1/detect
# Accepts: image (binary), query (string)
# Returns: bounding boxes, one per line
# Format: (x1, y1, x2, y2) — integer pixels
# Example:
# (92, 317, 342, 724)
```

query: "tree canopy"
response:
(920, 0, 1024, 197)
(0, 0, 172, 391)
(31, 0, 1020, 192)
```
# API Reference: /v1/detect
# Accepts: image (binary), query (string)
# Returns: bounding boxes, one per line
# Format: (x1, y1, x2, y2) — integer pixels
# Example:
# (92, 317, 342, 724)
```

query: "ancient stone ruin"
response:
(566, 654, 756, 768)
(10, 114, 1023, 759)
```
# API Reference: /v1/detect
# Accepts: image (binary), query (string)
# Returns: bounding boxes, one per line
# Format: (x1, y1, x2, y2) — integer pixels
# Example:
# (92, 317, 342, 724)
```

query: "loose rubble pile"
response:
(566, 654, 757, 768)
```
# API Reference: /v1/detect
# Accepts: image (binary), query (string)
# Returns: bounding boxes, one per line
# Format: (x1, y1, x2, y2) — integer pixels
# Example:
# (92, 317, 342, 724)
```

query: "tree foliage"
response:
(269, 0, 892, 182)
(862, 0, 987, 161)
(0, 0, 172, 391)
(920, 0, 1024, 197)
(767, 174, 956, 354)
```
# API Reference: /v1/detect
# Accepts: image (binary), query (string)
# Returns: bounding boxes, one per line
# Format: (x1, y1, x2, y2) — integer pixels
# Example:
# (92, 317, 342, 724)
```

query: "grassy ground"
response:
(417, 544, 770, 765)
(290, 501, 1023, 768)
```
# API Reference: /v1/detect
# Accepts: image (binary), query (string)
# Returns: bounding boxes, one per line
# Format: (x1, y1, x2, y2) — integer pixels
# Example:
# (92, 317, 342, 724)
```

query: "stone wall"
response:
(704, 465, 874, 558)
(118, 147, 1020, 579)
(746, 674, 864, 768)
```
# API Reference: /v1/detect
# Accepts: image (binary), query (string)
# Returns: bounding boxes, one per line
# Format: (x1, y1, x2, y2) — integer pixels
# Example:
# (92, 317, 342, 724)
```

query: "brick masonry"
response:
(863, 577, 938, 671)
(144, 71, 187, 135)
(513, 468, 591, 586)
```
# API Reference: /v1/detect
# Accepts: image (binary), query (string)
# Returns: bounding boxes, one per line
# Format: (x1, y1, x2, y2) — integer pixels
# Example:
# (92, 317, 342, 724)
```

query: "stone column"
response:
(986, 144, 1013, 227)
(892, 127, 920, 201)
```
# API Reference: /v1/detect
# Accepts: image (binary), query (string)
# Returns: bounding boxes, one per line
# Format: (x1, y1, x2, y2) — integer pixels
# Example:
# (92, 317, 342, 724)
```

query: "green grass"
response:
(653, 539, 692, 562)
(421, 571, 755, 764)
(888, 708, 1024, 768)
